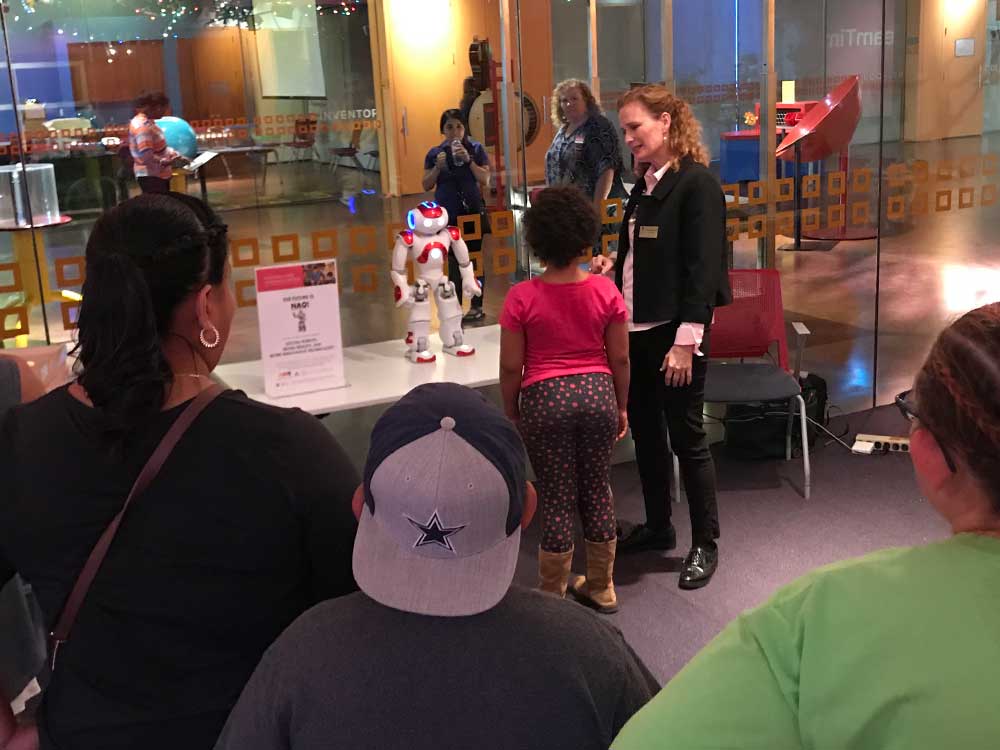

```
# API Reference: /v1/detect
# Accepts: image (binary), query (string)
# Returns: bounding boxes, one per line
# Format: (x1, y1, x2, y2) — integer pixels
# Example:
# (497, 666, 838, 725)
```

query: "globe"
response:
(155, 116, 198, 159)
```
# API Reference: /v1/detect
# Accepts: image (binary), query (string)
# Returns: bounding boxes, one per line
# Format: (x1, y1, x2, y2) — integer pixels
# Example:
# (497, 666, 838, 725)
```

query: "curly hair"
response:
(524, 186, 599, 267)
(915, 302, 1000, 512)
(134, 90, 170, 112)
(617, 84, 710, 169)
(550, 79, 601, 128)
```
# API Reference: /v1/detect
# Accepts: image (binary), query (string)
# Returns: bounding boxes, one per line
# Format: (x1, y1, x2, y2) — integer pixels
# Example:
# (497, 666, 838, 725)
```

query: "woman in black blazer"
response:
(592, 84, 731, 589)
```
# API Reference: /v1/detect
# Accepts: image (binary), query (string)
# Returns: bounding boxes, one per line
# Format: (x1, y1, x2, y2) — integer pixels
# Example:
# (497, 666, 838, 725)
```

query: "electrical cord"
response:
(706, 410, 854, 454)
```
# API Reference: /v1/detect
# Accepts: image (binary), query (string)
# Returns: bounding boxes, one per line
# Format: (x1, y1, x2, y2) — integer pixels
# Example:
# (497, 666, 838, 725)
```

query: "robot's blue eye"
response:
(407, 213, 415, 229)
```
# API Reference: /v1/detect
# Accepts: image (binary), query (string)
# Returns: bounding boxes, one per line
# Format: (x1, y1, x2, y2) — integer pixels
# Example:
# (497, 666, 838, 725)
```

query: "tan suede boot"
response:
(538, 547, 574, 597)
(568, 538, 618, 614)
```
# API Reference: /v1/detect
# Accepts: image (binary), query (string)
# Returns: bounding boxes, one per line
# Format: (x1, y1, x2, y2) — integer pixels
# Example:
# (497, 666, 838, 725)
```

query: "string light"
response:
(4, 1, 256, 35)
(316, 1, 363, 17)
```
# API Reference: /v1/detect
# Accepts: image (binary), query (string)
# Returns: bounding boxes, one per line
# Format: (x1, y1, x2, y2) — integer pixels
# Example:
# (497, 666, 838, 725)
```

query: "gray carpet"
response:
(509, 405, 948, 683)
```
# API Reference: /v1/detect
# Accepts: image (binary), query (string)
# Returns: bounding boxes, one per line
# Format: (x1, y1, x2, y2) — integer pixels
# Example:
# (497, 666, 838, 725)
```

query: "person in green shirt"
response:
(612, 301, 1000, 750)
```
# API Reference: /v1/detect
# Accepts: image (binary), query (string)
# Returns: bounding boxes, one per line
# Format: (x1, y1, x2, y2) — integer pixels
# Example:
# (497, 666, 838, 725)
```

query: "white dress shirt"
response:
(621, 163, 705, 354)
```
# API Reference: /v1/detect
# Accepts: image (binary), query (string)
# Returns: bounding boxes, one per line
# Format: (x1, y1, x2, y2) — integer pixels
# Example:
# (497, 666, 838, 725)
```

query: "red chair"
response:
(711, 269, 791, 370)
(328, 128, 371, 175)
(280, 114, 320, 164)
(704, 269, 812, 499)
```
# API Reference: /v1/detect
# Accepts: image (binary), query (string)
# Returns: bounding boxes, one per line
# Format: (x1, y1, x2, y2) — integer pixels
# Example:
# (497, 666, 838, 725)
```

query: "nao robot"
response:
(390, 201, 481, 363)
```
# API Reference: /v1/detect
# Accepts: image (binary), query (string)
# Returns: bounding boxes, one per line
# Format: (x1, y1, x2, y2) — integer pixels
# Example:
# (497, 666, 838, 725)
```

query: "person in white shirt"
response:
(591, 84, 731, 589)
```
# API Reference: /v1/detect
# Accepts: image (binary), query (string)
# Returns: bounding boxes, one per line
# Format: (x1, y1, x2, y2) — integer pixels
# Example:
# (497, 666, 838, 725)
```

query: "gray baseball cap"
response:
(353, 383, 527, 617)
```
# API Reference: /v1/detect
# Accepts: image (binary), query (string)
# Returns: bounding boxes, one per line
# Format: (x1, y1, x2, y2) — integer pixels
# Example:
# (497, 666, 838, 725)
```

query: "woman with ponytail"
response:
(0, 194, 359, 750)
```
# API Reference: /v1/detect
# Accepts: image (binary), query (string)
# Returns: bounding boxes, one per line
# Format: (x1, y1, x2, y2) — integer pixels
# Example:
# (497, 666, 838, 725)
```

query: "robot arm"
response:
(447, 227, 482, 298)
(390, 231, 413, 307)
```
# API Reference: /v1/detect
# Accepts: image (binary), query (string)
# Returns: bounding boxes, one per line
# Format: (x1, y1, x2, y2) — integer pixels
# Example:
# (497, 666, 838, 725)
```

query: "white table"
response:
(213, 325, 502, 416)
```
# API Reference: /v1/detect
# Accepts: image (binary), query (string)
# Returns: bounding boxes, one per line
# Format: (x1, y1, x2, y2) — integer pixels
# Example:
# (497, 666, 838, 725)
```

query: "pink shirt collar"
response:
(643, 162, 672, 194)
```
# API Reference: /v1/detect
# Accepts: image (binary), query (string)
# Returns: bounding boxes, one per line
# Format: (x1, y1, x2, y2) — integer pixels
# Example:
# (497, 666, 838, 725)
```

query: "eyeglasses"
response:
(895, 389, 957, 472)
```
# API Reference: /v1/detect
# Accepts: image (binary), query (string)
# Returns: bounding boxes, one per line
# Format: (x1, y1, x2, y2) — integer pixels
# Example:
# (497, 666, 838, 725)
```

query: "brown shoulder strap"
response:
(49, 384, 226, 670)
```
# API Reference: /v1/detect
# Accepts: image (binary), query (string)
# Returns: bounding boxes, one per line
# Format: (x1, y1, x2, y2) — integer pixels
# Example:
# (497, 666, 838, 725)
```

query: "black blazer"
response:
(614, 158, 732, 325)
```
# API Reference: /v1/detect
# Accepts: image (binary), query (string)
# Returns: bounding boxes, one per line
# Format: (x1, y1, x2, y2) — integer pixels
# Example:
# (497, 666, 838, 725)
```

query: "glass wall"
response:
(768, 0, 891, 412)
(876, 0, 1000, 403)
(3, 0, 999, 418)
(0, 0, 526, 363)
(0, 20, 36, 351)
(507, 0, 998, 414)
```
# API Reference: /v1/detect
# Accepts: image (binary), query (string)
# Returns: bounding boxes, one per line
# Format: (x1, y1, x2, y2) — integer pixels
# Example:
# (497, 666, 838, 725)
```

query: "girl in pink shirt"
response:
(500, 186, 629, 613)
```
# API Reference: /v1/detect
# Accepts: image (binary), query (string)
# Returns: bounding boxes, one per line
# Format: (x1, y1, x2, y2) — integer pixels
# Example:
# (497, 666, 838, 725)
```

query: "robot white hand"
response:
(465, 281, 482, 298)
(460, 267, 482, 299)
(393, 283, 413, 308)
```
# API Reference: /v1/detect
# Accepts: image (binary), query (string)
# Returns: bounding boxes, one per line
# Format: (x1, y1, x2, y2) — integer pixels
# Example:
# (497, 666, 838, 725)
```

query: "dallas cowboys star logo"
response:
(406, 510, 466, 552)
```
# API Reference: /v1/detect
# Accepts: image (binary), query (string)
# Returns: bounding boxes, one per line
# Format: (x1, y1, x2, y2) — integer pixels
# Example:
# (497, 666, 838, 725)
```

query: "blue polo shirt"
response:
(424, 138, 489, 222)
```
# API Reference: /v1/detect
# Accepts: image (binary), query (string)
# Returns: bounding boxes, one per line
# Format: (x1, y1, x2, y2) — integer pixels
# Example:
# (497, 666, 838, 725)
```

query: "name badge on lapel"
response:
(573, 133, 585, 145)
(638, 225, 659, 240)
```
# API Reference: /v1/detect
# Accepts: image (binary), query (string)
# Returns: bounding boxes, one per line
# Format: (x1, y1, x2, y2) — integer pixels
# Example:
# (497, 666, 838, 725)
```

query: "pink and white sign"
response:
(255, 260, 346, 398)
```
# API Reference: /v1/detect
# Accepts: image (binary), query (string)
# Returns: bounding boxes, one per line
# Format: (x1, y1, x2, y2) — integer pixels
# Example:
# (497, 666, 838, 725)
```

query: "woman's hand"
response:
(616, 408, 629, 441)
(590, 255, 614, 275)
(5, 725, 40, 750)
(452, 143, 470, 163)
(435, 151, 448, 170)
(505, 410, 521, 432)
(661, 345, 694, 387)
(1, 704, 38, 750)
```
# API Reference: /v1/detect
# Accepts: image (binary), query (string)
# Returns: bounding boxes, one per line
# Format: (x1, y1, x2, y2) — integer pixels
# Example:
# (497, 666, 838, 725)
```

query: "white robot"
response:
(390, 201, 481, 363)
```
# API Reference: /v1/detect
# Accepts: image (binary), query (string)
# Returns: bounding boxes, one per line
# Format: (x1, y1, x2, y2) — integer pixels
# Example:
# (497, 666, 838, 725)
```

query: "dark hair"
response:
(134, 90, 169, 112)
(914, 302, 1000, 512)
(439, 108, 468, 134)
(523, 186, 599, 267)
(73, 193, 228, 438)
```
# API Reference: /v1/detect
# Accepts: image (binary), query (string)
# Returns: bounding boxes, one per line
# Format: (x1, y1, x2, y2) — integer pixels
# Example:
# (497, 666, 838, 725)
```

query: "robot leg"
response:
(436, 279, 475, 357)
(405, 281, 436, 363)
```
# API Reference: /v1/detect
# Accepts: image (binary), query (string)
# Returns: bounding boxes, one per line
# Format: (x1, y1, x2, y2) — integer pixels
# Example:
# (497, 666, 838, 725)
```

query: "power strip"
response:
(855, 433, 911, 453)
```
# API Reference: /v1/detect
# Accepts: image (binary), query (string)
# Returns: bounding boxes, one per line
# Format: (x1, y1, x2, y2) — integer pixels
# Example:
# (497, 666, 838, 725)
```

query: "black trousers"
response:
(137, 176, 170, 194)
(448, 236, 484, 308)
(627, 322, 720, 544)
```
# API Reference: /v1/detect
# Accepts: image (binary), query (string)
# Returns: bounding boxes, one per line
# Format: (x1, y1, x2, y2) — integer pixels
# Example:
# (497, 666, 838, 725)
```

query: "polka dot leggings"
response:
(520, 373, 618, 553)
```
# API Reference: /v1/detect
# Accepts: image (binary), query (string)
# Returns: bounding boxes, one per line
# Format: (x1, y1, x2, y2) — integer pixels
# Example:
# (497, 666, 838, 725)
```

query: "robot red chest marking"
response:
(416, 241, 448, 265)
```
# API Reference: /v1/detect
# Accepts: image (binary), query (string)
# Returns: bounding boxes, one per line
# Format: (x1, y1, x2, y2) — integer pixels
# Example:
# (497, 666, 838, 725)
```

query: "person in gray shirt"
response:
(216, 383, 658, 750)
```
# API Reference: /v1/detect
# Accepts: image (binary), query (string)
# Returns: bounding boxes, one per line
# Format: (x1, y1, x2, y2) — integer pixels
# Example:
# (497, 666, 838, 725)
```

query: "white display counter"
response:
(213, 325, 502, 416)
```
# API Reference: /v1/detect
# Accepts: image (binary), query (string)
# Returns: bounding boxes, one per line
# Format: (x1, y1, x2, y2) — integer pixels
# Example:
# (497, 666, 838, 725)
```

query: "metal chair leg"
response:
(795, 394, 811, 500)
(785, 397, 795, 461)
(665, 429, 681, 505)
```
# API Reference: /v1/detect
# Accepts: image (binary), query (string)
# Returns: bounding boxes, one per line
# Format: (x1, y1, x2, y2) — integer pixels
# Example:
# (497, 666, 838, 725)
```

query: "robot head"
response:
(407, 201, 450, 235)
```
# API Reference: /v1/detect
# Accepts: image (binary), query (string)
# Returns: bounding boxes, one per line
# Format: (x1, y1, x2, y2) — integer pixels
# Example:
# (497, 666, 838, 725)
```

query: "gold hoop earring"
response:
(199, 324, 220, 349)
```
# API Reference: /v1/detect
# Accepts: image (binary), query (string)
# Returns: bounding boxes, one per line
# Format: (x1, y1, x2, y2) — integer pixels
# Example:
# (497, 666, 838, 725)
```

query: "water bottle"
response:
(451, 139, 467, 166)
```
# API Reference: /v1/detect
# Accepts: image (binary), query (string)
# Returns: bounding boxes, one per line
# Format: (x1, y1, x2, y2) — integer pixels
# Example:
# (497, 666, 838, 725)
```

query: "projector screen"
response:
(252, 1, 327, 99)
